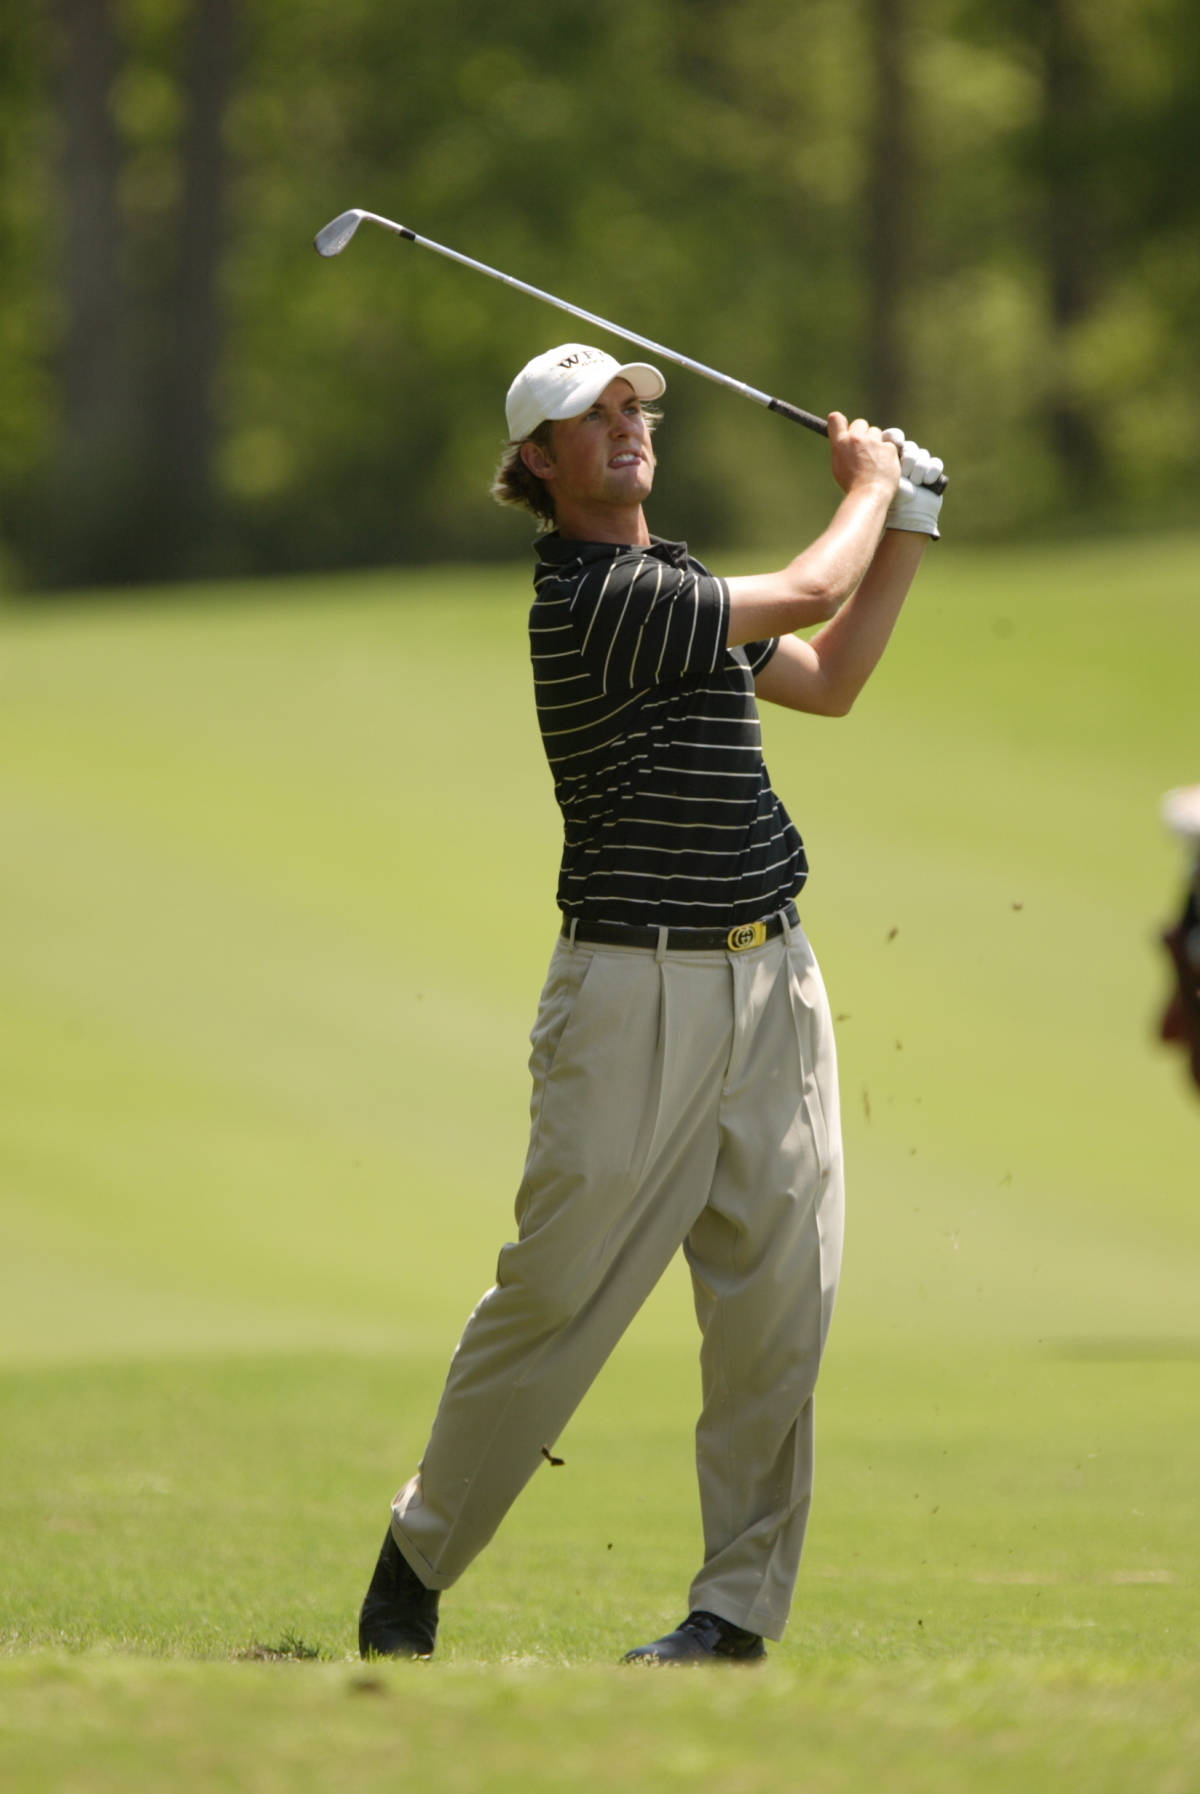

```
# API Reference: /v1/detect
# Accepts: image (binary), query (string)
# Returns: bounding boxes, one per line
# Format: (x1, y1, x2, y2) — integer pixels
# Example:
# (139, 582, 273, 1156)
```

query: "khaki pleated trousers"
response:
(391, 912, 844, 1641)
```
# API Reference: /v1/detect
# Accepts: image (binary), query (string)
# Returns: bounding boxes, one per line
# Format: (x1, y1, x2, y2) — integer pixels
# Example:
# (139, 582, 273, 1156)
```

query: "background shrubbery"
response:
(3, 0, 1199, 589)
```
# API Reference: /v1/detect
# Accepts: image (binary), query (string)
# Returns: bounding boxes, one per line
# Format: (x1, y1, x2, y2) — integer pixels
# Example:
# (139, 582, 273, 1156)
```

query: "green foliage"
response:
(3, 1, 1199, 586)
(0, 3, 55, 513)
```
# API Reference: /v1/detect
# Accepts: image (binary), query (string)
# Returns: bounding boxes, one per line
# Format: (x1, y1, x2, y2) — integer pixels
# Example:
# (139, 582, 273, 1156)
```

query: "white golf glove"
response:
(882, 428, 945, 538)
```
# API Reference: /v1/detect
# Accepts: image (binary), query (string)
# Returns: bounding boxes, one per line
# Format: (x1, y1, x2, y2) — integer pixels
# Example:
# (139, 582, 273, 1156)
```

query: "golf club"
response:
(314, 208, 947, 493)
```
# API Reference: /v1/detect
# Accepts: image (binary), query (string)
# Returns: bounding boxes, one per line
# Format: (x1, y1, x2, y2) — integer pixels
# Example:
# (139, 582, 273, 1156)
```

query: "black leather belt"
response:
(562, 901, 799, 954)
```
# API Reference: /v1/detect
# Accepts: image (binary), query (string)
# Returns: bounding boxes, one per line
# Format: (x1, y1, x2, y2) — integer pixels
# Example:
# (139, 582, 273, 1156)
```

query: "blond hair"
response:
(490, 421, 558, 529)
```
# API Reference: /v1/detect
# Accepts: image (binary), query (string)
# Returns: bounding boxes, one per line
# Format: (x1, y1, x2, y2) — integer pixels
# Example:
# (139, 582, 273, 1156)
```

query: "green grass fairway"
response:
(2, 534, 1198, 1792)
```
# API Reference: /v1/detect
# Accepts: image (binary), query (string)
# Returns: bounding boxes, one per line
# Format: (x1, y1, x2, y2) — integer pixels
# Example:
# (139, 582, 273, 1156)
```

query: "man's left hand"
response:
(882, 429, 945, 538)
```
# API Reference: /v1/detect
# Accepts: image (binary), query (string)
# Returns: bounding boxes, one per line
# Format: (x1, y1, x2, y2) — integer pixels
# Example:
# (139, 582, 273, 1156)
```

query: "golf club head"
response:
(314, 210, 368, 257)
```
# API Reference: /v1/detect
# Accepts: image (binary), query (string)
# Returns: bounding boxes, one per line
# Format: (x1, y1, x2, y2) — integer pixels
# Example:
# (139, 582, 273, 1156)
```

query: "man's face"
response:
(528, 377, 656, 513)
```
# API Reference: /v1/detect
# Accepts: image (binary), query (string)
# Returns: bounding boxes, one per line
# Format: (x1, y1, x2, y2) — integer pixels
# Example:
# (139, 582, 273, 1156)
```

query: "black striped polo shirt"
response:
(530, 533, 808, 929)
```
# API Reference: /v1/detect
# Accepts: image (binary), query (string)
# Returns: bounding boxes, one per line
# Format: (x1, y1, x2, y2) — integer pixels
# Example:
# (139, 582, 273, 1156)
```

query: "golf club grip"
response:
(769, 396, 948, 495)
(768, 397, 829, 436)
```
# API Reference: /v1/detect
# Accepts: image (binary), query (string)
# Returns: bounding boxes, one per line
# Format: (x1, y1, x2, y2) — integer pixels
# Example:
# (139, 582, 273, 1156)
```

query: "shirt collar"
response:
(534, 532, 690, 570)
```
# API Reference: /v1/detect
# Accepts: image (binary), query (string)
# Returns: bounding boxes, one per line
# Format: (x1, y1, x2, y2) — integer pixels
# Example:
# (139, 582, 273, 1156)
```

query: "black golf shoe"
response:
(358, 1527, 440, 1660)
(622, 1609, 766, 1666)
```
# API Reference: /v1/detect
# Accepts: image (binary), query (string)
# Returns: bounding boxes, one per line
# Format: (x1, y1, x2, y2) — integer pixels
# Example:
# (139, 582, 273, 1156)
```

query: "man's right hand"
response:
(827, 412, 903, 500)
(725, 411, 921, 651)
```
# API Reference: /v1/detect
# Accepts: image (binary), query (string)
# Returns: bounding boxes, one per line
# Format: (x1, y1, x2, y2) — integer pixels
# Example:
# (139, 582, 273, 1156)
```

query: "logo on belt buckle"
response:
(727, 921, 767, 952)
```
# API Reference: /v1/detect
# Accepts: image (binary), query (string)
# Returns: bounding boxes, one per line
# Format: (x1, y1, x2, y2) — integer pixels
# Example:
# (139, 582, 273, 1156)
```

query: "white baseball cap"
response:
(1163, 785, 1200, 848)
(505, 343, 666, 441)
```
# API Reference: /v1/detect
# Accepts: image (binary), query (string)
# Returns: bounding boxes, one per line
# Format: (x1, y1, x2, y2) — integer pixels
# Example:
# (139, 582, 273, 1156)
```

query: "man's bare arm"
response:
(725, 413, 900, 647)
(752, 529, 928, 716)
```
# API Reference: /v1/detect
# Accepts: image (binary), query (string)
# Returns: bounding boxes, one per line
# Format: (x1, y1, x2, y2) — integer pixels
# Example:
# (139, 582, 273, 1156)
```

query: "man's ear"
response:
(520, 436, 555, 482)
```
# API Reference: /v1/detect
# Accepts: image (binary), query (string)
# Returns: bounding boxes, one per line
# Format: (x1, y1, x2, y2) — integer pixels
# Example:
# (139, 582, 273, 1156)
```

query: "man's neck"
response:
(554, 499, 651, 547)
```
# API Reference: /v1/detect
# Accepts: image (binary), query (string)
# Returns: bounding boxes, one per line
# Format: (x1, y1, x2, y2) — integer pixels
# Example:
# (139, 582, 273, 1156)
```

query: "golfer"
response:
(359, 343, 945, 1664)
(1159, 785, 1200, 1095)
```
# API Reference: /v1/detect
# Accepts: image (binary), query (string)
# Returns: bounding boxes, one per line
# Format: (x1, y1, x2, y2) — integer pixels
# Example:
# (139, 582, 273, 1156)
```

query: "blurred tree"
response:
(1, 0, 1197, 589)
(865, 0, 913, 426)
(22, 0, 239, 585)
(144, 0, 237, 577)
(45, 0, 140, 584)
(944, 0, 1200, 519)
(0, 7, 53, 576)
(1035, 0, 1107, 508)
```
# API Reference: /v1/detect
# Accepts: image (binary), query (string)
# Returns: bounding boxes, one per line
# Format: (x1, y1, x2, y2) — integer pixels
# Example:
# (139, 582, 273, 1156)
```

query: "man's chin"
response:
(609, 472, 654, 503)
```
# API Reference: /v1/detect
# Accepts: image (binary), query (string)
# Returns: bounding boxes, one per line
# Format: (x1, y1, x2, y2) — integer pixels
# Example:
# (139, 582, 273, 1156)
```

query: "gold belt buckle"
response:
(726, 920, 768, 952)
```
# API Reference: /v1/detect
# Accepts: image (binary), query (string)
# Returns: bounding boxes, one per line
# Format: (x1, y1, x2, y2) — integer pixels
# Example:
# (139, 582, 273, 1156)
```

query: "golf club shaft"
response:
(315, 208, 947, 494)
(318, 209, 825, 433)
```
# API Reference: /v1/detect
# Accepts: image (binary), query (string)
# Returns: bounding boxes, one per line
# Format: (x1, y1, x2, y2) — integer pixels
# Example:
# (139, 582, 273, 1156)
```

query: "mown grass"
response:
(5, 1653, 1200, 1794)
(3, 1347, 1197, 1664)
(2, 534, 1198, 1791)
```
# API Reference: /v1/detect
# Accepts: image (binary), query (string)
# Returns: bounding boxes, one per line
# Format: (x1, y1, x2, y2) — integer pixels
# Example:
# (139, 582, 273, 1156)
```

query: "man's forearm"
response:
(725, 481, 894, 647)
(753, 528, 928, 716)
(802, 528, 927, 712)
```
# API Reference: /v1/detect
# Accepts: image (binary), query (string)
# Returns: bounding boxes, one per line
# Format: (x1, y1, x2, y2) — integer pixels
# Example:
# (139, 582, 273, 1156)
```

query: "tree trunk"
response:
(47, 0, 139, 585)
(147, 0, 237, 578)
(1040, 0, 1106, 506)
(864, 0, 910, 427)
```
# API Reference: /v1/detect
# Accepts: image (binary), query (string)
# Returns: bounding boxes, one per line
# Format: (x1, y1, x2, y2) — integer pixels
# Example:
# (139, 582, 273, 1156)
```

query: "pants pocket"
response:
(523, 944, 598, 1154)
(784, 945, 836, 1182)
(519, 947, 666, 1226)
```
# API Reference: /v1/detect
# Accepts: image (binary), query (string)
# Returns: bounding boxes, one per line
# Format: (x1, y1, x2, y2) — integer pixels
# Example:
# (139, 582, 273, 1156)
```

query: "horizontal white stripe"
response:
(547, 726, 648, 765)
(620, 817, 753, 833)
(605, 840, 787, 859)
(685, 710, 761, 727)
(540, 692, 644, 741)
(558, 787, 756, 808)
(653, 764, 761, 779)
(559, 885, 798, 910)
(537, 692, 629, 714)
(572, 855, 797, 886)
